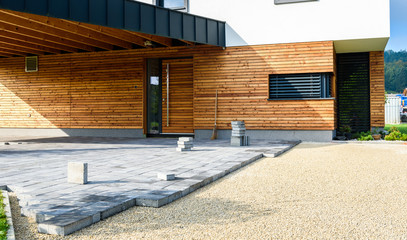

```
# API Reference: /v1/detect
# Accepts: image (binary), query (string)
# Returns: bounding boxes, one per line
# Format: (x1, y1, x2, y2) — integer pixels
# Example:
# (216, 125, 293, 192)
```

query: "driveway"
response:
(0, 137, 297, 236)
(9, 142, 407, 239)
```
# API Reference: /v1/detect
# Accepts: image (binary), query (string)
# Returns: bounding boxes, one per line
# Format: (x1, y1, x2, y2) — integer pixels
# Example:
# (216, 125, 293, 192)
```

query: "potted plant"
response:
(372, 128, 382, 140)
(339, 125, 352, 140)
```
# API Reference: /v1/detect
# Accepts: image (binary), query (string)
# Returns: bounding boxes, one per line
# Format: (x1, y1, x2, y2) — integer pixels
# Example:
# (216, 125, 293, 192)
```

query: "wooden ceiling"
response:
(0, 9, 195, 58)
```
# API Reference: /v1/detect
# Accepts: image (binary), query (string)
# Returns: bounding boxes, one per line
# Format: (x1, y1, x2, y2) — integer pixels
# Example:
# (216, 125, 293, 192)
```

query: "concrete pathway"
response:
(0, 137, 298, 236)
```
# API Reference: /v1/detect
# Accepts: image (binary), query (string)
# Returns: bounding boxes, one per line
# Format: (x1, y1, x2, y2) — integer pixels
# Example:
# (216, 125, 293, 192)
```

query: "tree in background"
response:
(385, 50, 407, 93)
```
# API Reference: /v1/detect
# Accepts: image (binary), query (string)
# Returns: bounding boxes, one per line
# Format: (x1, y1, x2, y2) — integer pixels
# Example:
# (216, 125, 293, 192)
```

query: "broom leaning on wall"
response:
(211, 89, 218, 140)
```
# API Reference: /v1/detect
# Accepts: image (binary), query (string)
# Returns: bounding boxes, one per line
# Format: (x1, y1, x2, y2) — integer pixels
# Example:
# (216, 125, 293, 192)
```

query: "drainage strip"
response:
(2, 188, 16, 240)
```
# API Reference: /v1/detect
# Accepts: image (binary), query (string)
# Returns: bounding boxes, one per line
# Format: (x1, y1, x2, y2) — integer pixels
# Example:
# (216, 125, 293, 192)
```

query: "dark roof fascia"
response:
(0, 0, 226, 47)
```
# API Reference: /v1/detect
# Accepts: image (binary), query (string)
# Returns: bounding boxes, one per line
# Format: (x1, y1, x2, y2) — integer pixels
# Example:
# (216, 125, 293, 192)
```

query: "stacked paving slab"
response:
(176, 137, 194, 151)
(231, 121, 249, 146)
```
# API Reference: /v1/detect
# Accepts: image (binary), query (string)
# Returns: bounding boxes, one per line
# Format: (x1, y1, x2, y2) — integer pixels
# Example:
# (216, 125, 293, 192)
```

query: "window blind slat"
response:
(269, 73, 330, 99)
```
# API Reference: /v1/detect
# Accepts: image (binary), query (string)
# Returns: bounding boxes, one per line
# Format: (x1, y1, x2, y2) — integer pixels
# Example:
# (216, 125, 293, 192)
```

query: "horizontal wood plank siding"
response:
(370, 51, 385, 128)
(0, 41, 336, 131)
(0, 52, 143, 129)
(194, 41, 335, 130)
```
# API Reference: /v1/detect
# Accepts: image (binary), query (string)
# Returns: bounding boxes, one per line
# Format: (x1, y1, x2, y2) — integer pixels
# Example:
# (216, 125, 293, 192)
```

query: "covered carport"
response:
(0, 0, 225, 57)
(0, 0, 225, 138)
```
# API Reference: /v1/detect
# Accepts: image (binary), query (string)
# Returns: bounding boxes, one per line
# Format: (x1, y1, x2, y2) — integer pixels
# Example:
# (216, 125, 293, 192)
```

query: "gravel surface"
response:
(10, 142, 407, 239)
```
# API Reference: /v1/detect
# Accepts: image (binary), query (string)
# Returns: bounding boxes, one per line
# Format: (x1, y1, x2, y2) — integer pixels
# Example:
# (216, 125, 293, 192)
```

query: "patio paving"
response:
(0, 137, 299, 236)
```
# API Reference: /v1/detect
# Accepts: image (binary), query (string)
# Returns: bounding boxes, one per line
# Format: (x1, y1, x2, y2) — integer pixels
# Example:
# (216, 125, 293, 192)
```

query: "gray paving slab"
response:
(0, 137, 299, 236)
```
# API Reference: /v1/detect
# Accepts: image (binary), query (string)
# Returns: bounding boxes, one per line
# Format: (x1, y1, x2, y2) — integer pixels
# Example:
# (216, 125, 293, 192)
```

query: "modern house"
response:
(0, 0, 389, 141)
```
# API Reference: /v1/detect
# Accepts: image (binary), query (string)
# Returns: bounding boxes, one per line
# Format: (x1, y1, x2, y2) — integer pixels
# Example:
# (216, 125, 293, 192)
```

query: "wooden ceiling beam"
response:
(178, 39, 195, 46)
(0, 29, 75, 53)
(0, 42, 44, 55)
(126, 31, 173, 47)
(79, 22, 148, 48)
(0, 47, 27, 56)
(12, 11, 134, 50)
(0, 35, 61, 54)
(0, 10, 114, 51)
(0, 21, 94, 52)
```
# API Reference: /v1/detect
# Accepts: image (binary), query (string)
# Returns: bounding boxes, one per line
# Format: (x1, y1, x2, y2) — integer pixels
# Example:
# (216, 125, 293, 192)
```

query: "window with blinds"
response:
(269, 73, 331, 100)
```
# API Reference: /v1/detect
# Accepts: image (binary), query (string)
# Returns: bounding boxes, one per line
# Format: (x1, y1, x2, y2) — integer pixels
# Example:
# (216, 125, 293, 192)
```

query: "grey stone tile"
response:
(1, 137, 298, 236)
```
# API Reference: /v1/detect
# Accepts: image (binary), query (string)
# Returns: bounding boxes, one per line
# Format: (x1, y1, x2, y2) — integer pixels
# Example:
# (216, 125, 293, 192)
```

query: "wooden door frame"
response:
(143, 58, 147, 135)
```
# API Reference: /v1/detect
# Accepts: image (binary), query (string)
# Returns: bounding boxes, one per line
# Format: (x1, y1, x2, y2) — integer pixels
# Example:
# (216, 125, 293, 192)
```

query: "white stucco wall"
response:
(136, 0, 390, 52)
(189, 0, 390, 51)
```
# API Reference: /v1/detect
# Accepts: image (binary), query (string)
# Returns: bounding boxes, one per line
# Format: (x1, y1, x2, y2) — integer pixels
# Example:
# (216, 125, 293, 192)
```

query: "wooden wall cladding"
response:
(193, 41, 336, 130)
(0, 41, 335, 130)
(370, 51, 385, 128)
(0, 51, 143, 129)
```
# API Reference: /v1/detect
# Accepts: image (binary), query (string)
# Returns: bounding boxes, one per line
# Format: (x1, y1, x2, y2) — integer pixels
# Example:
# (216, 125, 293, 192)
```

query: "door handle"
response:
(166, 63, 169, 127)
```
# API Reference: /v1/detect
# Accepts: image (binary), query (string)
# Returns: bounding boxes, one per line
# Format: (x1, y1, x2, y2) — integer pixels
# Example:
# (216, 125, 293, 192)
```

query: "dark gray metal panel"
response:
(140, 4, 155, 34)
(0, 0, 24, 11)
(107, 0, 124, 28)
(26, 0, 47, 15)
(207, 19, 218, 46)
(0, 0, 226, 47)
(183, 14, 195, 42)
(90, 0, 107, 26)
(195, 17, 207, 43)
(49, 0, 69, 19)
(156, 7, 169, 36)
(218, 22, 225, 47)
(169, 11, 182, 39)
(70, 0, 89, 22)
(124, 0, 140, 31)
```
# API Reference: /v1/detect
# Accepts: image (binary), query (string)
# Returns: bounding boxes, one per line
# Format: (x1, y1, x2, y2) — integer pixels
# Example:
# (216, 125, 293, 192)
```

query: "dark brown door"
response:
(161, 58, 194, 133)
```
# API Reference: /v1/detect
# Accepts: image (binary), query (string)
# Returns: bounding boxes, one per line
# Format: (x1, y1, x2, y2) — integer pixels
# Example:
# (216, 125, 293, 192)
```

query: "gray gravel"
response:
(10, 142, 407, 239)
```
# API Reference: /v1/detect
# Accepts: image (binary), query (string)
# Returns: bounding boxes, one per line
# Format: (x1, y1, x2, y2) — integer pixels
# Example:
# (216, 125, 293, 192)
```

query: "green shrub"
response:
(384, 130, 407, 141)
(352, 132, 361, 139)
(150, 121, 159, 128)
(357, 131, 373, 141)
(339, 125, 351, 133)
(0, 191, 8, 240)
(389, 126, 399, 133)
(385, 125, 407, 135)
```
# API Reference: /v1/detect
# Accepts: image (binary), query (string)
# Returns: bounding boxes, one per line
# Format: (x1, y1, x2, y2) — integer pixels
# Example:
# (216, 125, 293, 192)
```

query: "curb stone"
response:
(2, 189, 16, 240)
(334, 140, 407, 144)
(263, 140, 302, 158)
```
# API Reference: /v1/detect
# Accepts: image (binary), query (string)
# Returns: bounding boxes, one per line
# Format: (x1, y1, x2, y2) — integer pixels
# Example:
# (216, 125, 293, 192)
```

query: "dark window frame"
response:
(275, 0, 318, 5)
(155, 0, 189, 12)
(268, 73, 332, 100)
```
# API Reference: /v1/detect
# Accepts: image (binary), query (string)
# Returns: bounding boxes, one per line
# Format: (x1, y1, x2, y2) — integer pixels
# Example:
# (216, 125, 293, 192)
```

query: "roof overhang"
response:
(0, 0, 225, 57)
(334, 37, 389, 54)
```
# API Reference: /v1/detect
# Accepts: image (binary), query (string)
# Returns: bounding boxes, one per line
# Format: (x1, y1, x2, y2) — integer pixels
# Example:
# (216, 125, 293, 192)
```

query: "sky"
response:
(386, 0, 407, 51)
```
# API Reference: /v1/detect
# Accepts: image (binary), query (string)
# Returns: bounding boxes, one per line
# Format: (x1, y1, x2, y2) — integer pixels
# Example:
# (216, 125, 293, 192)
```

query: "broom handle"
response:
(214, 89, 218, 126)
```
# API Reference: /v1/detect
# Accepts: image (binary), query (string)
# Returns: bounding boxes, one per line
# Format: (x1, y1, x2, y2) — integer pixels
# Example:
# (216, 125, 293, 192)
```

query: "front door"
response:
(161, 58, 194, 134)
